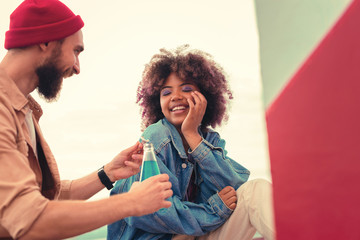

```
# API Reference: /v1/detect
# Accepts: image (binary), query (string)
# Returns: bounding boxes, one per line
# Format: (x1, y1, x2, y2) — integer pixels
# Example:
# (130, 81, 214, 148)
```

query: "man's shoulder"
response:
(0, 68, 10, 96)
(0, 67, 32, 112)
(0, 79, 13, 116)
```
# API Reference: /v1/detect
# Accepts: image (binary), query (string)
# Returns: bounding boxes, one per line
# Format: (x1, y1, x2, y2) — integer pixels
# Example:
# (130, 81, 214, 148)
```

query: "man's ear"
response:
(39, 42, 49, 51)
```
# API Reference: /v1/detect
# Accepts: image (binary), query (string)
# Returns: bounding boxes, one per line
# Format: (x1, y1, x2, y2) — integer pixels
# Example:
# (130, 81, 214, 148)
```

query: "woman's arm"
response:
(192, 137, 250, 193)
(112, 174, 232, 236)
(181, 90, 249, 192)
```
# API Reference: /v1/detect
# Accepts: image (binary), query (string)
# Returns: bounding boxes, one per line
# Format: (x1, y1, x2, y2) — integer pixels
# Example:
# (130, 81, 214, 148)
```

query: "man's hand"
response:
(128, 174, 173, 216)
(105, 142, 144, 182)
(219, 186, 237, 210)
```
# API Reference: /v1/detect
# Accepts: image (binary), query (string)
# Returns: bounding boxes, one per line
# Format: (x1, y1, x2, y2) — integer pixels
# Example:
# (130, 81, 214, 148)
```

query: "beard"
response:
(35, 60, 63, 102)
(35, 45, 73, 102)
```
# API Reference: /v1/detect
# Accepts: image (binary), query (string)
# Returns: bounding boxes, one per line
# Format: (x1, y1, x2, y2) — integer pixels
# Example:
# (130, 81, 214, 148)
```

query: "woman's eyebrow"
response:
(160, 85, 172, 91)
(180, 82, 194, 86)
(161, 82, 194, 90)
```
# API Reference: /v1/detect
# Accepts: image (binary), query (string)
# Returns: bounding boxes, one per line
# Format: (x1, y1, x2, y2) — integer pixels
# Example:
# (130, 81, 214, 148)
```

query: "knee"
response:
(236, 178, 272, 196)
(251, 178, 272, 188)
(235, 179, 274, 214)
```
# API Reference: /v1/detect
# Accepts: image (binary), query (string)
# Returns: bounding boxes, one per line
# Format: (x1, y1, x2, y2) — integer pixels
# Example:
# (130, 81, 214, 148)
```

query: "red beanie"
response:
(4, 0, 84, 49)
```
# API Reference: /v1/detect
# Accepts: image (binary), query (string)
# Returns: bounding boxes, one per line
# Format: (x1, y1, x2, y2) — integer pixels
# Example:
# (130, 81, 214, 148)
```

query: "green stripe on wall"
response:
(254, 0, 351, 107)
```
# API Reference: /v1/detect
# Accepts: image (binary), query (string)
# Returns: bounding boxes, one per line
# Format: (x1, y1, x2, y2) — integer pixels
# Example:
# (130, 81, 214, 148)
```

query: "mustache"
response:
(63, 67, 75, 78)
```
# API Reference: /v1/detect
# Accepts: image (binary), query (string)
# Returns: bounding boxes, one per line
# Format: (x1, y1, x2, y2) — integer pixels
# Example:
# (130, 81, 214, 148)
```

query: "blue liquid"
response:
(140, 160, 160, 181)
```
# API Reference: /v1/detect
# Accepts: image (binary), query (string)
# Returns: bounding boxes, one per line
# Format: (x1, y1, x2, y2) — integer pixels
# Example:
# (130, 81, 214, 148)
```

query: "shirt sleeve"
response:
(58, 180, 72, 200)
(0, 103, 49, 239)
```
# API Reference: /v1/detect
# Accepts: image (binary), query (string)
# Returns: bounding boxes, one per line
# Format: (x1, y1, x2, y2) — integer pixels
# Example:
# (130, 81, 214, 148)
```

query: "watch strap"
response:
(98, 166, 114, 190)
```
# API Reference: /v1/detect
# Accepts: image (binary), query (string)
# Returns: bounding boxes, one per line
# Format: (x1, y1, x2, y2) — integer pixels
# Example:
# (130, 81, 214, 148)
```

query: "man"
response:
(0, 0, 173, 239)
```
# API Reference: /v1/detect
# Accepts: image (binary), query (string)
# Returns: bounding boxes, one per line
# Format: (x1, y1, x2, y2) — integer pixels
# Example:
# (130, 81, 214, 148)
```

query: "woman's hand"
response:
(181, 91, 207, 150)
(218, 186, 237, 210)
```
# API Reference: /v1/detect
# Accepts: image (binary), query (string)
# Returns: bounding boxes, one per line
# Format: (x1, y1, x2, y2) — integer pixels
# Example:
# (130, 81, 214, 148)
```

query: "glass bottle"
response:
(139, 141, 160, 182)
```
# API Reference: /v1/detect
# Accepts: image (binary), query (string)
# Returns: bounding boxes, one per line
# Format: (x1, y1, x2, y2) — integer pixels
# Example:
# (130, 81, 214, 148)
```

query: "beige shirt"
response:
(0, 68, 72, 239)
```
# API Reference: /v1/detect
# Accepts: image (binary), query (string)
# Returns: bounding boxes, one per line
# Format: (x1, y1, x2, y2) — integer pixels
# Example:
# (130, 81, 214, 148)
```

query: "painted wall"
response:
(255, 0, 351, 107)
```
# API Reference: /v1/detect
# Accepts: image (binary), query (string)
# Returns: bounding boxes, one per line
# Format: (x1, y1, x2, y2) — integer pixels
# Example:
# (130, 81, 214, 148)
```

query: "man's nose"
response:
(73, 59, 80, 75)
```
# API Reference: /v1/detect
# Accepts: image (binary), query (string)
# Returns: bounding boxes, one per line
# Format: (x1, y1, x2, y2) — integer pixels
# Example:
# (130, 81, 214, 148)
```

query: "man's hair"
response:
(136, 44, 233, 131)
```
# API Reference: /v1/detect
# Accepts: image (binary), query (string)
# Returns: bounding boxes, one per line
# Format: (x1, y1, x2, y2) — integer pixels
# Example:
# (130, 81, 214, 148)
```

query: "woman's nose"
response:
(171, 92, 183, 101)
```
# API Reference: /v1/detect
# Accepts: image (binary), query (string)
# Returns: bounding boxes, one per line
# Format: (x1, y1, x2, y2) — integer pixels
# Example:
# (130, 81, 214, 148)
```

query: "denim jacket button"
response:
(181, 163, 187, 169)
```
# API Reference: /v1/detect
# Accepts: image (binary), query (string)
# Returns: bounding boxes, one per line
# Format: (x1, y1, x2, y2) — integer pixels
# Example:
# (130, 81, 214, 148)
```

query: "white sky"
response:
(1, 0, 271, 200)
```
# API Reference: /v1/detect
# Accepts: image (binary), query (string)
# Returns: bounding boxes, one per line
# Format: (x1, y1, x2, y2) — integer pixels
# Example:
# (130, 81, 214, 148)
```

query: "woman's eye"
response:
(182, 86, 193, 92)
(161, 89, 171, 96)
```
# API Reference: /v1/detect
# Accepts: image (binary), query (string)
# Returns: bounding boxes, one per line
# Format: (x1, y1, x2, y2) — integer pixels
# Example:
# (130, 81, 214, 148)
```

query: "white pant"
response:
(173, 179, 276, 240)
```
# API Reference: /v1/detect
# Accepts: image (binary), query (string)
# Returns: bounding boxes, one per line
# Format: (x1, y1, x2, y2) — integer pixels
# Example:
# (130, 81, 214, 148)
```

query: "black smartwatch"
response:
(97, 166, 115, 190)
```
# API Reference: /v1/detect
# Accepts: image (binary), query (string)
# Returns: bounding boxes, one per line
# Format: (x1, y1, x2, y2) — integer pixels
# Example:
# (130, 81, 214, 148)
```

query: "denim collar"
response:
(161, 118, 204, 159)
(162, 118, 188, 159)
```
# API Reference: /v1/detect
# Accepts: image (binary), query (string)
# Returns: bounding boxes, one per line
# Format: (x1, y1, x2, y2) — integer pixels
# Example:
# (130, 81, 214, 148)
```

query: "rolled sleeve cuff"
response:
(208, 192, 233, 219)
(58, 180, 72, 200)
(189, 139, 212, 163)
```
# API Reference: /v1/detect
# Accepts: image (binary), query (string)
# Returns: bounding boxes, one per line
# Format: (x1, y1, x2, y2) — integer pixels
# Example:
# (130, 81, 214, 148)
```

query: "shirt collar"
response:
(0, 67, 43, 120)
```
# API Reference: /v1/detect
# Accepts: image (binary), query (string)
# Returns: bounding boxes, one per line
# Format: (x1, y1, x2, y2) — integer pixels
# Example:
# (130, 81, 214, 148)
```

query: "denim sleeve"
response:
(115, 177, 232, 236)
(190, 137, 250, 192)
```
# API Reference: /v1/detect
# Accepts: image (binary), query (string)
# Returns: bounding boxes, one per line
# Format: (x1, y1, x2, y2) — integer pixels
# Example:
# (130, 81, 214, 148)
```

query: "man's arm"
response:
(111, 172, 233, 236)
(19, 174, 172, 240)
(63, 142, 144, 200)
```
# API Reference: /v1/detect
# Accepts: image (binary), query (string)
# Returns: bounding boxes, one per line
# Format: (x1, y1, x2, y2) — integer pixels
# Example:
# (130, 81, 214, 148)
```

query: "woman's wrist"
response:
(184, 132, 202, 151)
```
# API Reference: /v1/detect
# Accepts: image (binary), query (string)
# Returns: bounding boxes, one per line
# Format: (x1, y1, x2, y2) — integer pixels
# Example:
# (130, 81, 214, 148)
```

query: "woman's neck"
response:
(177, 129, 190, 152)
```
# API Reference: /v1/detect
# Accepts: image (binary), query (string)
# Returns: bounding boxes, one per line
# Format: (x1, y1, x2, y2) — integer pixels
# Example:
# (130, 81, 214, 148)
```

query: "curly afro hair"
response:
(136, 44, 233, 132)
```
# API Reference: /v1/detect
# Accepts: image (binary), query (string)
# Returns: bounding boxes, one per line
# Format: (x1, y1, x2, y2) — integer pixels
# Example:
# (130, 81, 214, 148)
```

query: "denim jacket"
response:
(108, 118, 250, 240)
